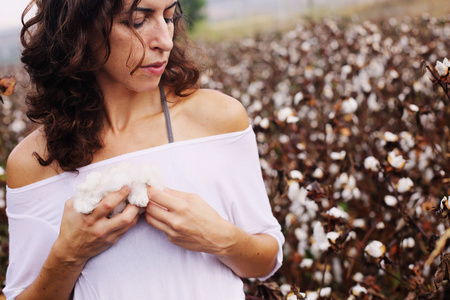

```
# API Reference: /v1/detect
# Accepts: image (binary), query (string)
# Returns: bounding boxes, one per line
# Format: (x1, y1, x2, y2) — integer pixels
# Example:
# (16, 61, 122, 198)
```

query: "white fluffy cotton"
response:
(73, 163, 164, 215)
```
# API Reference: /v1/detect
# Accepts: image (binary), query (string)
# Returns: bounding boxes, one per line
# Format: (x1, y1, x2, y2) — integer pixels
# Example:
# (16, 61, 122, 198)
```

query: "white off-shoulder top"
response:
(4, 126, 284, 300)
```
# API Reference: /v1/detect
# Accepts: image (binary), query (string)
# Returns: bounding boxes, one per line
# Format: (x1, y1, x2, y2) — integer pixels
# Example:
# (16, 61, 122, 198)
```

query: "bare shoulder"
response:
(178, 89, 249, 136)
(6, 128, 59, 188)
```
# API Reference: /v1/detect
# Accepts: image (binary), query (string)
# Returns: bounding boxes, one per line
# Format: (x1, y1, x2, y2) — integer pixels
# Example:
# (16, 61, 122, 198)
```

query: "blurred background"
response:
(1, 0, 450, 299)
(1, 0, 449, 65)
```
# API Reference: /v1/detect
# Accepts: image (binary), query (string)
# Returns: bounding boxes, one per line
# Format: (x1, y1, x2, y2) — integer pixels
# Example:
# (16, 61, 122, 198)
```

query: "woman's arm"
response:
(13, 188, 140, 300)
(6, 133, 140, 299)
(14, 189, 140, 300)
(145, 187, 279, 278)
(215, 226, 279, 278)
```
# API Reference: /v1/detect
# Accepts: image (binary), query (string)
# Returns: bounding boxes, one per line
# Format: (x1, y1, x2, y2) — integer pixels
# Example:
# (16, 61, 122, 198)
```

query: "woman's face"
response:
(93, 0, 178, 93)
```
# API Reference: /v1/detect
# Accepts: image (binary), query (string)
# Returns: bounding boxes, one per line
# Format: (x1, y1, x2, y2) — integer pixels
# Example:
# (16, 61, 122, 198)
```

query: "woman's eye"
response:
(133, 19, 146, 29)
(164, 17, 174, 24)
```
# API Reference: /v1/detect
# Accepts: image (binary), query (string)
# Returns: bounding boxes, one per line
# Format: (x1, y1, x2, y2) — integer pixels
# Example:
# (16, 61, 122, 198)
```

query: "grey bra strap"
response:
(159, 84, 174, 143)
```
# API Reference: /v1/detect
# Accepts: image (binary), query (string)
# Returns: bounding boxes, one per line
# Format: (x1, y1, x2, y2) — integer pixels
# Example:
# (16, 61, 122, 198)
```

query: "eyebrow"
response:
(134, 1, 178, 13)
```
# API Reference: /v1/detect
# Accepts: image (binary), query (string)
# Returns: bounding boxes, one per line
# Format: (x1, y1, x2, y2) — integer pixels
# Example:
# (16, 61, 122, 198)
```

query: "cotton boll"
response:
(341, 189, 352, 201)
(300, 258, 314, 268)
(330, 151, 346, 160)
(399, 131, 415, 151)
(73, 163, 164, 214)
(409, 104, 419, 112)
(127, 183, 149, 207)
(290, 170, 304, 181)
(397, 177, 414, 193)
(277, 107, 294, 122)
(326, 207, 350, 220)
(326, 231, 341, 244)
(312, 168, 324, 179)
(311, 222, 330, 257)
(259, 117, 270, 129)
(295, 227, 308, 241)
(287, 116, 300, 124)
(279, 135, 290, 144)
(280, 284, 292, 296)
(341, 97, 358, 114)
(376, 222, 385, 230)
(9, 119, 27, 133)
(314, 269, 332, 285)
(287, 294, 298, 300)
(401, 237, 415, 249)
(383, 131, 398, 142)
(305, 291, 318, 300)
(352, 188, 361, 200)
(102, 164, 132, 192)
(77, 171, 103, 191)
(73, 194, 103, 214)
(364, 156, 380, 172)
(294, 92, 304, 105)
(329, 163, 340, 175)
(352, 272, 364, 283)
(436, 59, 449, 76)
(365, 240, 386, 258)
(384, 195, 398, 206)
(320, 287, 332, 297)
(387, 151, 406, 169)
(134, 164, 164, 189)
(351, 284, 368, 296)
(352, 219, 366, 229)
(288, 181, 307, 205)
(345, 231, 357, 243)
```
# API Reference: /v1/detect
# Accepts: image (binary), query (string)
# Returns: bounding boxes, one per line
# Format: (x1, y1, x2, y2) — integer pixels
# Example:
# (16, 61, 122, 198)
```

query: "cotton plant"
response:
(73, 163, 164, 216)
(424, 57, 450, 104)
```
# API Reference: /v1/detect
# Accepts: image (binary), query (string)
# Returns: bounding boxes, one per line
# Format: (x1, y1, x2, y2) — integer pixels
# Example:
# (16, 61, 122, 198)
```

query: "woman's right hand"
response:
(15, 186, 140, 300)
(53, 186, 141, 270)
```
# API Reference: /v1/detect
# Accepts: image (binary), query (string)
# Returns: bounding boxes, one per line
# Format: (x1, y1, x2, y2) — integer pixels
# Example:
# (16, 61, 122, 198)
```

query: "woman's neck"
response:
(102, 87, 163, 134)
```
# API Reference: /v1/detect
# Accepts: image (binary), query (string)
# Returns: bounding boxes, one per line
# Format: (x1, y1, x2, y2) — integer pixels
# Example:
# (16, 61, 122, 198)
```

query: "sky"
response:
(0, 0, 32, 31)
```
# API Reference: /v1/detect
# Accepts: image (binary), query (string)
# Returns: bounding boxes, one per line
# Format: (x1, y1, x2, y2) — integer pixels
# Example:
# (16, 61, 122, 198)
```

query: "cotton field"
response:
(200, 14, 450, 299)
(1, 13, 450, 299)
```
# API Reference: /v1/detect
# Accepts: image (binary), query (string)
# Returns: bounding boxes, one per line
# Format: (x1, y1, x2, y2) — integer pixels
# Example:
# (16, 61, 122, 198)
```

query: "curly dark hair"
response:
(20, 0, 202, 172)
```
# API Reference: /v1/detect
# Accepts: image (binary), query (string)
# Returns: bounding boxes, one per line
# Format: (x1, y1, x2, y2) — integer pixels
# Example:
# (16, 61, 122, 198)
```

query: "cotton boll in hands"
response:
(73, 163, 164, 215)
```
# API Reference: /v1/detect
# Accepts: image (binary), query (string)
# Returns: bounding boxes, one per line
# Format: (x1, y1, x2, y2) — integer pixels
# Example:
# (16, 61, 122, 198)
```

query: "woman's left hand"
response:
(145, 186, 279, 278)
(144, 186, 233, 255)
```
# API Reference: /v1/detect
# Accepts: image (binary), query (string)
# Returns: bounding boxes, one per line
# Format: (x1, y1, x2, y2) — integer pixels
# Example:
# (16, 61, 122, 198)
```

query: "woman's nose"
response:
(149, 19, 174, 52)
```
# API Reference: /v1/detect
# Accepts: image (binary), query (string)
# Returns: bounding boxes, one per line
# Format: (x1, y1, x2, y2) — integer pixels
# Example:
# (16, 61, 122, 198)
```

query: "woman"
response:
(4, 0, 284, 299)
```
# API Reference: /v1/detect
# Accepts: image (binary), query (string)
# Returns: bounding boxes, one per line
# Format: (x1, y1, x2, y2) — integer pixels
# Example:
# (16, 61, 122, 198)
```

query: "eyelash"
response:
(133, 20, 146, 29)
(131, 17, 174, 29)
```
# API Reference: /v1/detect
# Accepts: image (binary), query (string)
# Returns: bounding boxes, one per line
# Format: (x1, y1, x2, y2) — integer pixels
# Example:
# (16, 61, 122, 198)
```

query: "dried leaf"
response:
(251, 281, 284, 300)
(426, 227, 450, 266)
(434, 252, 450, 289)
(405, 291, 416, 300)
(0, 76, 16, 96)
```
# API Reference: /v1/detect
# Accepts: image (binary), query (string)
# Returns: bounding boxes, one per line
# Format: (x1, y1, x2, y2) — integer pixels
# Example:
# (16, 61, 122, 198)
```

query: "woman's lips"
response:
(140, 62, 166, 76)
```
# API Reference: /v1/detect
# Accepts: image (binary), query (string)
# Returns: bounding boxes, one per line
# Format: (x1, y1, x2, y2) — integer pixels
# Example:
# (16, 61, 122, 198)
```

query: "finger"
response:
(92, 186, 131, 219)
(146, 201, 172, 224)
(144, 210, 173, 234)
(163, 187, 194, 199)
(108, 203, 141, 231)
(147, 186, 180, 211)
